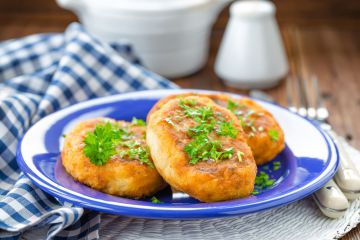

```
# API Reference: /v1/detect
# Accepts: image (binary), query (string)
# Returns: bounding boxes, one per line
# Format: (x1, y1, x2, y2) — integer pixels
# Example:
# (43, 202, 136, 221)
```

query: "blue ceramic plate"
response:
(17, 89, 339, 219)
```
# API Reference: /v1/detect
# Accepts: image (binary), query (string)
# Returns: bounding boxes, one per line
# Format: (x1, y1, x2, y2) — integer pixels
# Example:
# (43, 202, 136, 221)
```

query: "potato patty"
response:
(61, 118, 166, 199)
(147, 96, 257, 202)
(148, 93, 285, 165)
(210, 94, 285, 165)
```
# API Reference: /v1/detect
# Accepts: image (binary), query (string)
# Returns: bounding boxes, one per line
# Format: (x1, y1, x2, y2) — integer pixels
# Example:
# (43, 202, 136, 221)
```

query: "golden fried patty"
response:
(210, 94, 285, 165)
(148, 93, 285, 165)
(147, 96, 257, 202)
(61, 118, 166, 199)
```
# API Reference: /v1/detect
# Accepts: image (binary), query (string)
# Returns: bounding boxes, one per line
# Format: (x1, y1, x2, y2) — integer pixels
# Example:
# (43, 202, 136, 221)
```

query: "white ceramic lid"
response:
(83, 0, 210, 13)
(230, 0, 275, 18)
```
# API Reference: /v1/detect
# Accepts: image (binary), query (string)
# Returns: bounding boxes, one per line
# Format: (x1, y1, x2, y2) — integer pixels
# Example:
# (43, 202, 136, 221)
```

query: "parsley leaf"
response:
(252, 190, 259, 195)
(187, 121, 215, 137)
(120, 146, 154, 168)
(179, 98, 197, 107)
(268, 129, 279, 141)
(237, 150, 244, 162)
(272, 161, 281, 171)
(216, 121, 238, 138)
(227, 99, 239, 112)
(179, 100, 213, 121)
(222, 147, 234, 159)
(252, 171, 275, 195)
(151, 196, 163, 203)
(83, 122, 121, 166)
(165, 117, 178, 130)
(131, 117, 146, 126)
(238, 115, 246, 128)
(184, 135, 234, 164)
(117, 137, 154, 168)
(83, 121, 154, 167)
(245, 109, 256, 118)
(178, 98, 241, 164)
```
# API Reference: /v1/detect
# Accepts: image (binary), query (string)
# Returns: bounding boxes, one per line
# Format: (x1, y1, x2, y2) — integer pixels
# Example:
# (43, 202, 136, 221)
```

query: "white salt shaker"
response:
(215, 0, 288, 89)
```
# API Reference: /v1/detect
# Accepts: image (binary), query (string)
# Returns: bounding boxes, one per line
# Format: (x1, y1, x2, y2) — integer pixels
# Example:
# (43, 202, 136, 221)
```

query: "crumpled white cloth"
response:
(23, 136, 360, 240)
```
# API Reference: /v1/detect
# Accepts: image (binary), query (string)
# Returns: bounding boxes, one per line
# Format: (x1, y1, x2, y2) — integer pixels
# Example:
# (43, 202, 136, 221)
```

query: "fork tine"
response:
(295, 76, 308, 117)
(286, 76, 297, 113)
(312, 75, 329, 122)
(303, 76, 317, 119)
(292, 28, 310, 118)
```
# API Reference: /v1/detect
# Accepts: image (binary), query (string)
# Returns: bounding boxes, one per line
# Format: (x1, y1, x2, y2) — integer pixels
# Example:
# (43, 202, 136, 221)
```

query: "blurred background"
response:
(0, 0, 359, 152)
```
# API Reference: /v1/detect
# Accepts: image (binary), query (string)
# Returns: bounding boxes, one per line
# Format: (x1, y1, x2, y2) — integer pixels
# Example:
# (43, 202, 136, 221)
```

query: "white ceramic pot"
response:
(215, 0, 288, 89)
(57, 0, 232, 78)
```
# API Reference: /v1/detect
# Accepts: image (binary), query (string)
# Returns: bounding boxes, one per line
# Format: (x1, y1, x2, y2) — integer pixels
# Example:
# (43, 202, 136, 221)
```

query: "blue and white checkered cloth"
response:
(0, 23, 177, 239)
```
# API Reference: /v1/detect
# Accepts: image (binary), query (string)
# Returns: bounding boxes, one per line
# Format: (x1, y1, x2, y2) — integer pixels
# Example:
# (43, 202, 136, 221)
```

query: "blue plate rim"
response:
(16, 89, 340, 219)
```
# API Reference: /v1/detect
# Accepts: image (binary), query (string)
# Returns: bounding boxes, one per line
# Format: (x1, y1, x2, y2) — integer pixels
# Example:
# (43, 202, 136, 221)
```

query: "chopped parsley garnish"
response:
(62, 134, 67, 138)
(252, 190, 259, 195)
(238, 114, 256, 133)
(245, 109, 256, 118)
(83, 122, 121, 166)
(165, 117, 178, 130)
(253, 163, 280, 195)
(131, 117, 146, 126)
(268, 129, 279, 142)
(237, 150, 244, 162)
(184, 135, 234, 164)
(226, 99, 259, 134)
(151, 196, 163, 203)
(255, 172, 275, 187)
(222, 147, 234, 160)
(83, 121, 153, 167)
(272, 161, 281, 171)
(187, 121, 215, 137)
(177, 99, 239, 164)
(179, 99, 213, 121)
(216, 121, 238, 138)
(188, 106, 213, 121)
(179, 98, 197, 107)
(119, 146, 154, 168)
(227, 99, 239, 112)
(238, 115, 246, 128)
(252, 171, 276, 195)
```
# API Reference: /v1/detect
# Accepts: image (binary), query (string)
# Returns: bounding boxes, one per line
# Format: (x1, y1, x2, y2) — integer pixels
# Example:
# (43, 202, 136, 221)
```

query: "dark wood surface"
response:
(0, 0, 359, 239)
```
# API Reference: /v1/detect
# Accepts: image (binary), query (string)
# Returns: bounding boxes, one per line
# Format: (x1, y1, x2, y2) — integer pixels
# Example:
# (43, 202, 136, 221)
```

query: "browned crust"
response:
(61, 118, 166, 199)
(146, 96, 257, 202)
(147, 93, 285, 165)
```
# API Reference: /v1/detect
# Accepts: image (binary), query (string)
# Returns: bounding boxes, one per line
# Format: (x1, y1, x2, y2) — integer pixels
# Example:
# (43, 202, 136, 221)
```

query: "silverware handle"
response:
(313, 179, 349, 218)
(329, 131, 360, 200)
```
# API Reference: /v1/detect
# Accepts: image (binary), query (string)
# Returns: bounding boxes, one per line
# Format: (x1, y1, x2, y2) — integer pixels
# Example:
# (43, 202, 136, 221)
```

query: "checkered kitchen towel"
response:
(0, 23, 177, 239)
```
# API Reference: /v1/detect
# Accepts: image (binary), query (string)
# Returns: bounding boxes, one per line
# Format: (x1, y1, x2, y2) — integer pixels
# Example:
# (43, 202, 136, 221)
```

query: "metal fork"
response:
(250, 81, 347, 218)
(286, 74, 360, 217)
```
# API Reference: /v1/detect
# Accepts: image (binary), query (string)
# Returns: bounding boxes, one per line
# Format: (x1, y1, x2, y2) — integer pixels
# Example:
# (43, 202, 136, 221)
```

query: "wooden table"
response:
(0, 1, 359, 239)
